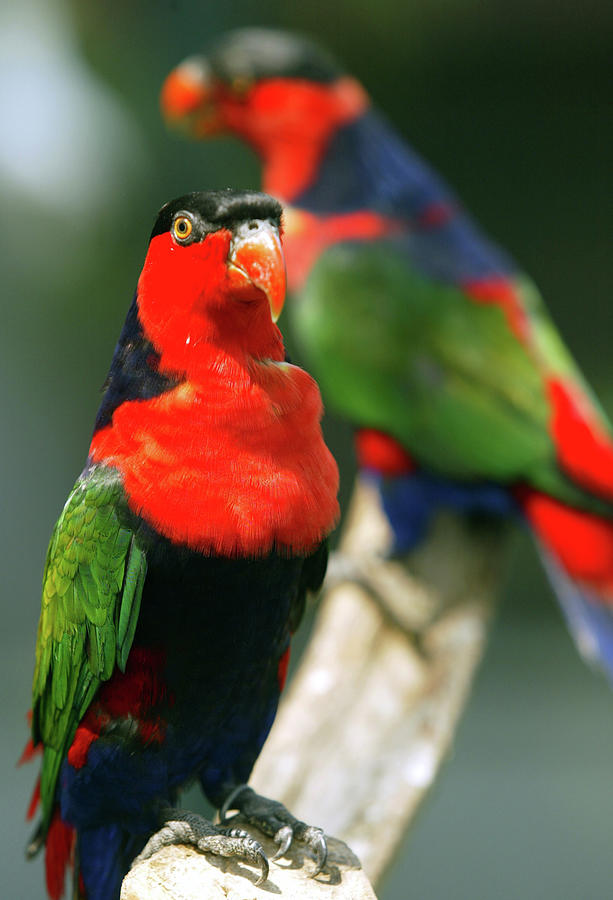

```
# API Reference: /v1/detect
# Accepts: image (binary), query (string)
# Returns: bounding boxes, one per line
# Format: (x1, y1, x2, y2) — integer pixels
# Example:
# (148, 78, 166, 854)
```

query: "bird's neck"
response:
(231, 77, 369, 204)
(259, 135, 328, 205)
(94, 295, 180, 433)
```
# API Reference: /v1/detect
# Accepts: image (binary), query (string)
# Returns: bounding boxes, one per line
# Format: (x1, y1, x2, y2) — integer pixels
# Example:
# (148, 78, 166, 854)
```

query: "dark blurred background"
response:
(2, 0, 612, 897)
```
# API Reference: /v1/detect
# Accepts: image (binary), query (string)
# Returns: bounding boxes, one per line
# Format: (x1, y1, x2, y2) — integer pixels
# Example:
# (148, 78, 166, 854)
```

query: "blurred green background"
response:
(2, 0, 612, 897)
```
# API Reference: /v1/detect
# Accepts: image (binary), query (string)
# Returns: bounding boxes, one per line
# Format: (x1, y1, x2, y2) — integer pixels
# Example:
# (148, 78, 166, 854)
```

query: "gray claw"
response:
(304, 827, 327, 877)
(219, 786, 327, 877)
(219, 784, 250, 823)
(254, 849, 269, 886)
(272, 825, 293, 860)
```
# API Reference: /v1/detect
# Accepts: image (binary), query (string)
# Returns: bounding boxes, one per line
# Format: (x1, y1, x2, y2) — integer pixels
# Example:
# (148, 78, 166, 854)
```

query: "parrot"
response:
(160, 29, 613, 681)
(24, 188, 340, 900)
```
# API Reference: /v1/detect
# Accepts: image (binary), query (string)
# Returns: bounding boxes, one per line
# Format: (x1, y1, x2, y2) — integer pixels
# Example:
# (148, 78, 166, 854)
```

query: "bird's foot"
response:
(132, 806, 269, 885)
(220, 785, 327, 877)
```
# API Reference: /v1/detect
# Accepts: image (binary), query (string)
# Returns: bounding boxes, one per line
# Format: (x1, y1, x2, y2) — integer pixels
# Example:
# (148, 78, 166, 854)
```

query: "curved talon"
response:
(220, 784, 250, 823)
(219, 810, 239, 828)
(217, 824, 269, 886)
(306, 828, 327, 878)
(218, 787, 326, 879)
(254, 849, 270, 886)
(272, 825, 293, 860)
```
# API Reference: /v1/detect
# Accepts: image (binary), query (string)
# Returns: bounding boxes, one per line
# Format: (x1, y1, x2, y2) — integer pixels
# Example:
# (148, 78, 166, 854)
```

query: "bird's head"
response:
(160, 29, 369, 199)
(137, 189, 286, 373)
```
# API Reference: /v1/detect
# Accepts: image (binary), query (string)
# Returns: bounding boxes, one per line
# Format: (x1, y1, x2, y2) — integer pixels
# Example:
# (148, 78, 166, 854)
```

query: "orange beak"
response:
(227, 221, 286, 322)
(160, 57, 224, 136)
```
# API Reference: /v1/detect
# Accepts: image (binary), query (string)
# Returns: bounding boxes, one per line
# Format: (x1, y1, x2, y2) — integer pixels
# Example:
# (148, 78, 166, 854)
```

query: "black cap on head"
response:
(150, 189, 283, 241)
(208, 28, 343, 85)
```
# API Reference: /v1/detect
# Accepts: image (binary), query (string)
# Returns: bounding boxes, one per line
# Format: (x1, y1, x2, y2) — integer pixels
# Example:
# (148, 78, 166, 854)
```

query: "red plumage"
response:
(463, 277, 531, 343)
(355, 429, 416, 477)
(548, 377, 613, 503)
(283, 209, 400, 292)
(517, 488, 613, 596)
(216, 78, 368, 201)
(89, 227, 338, 557)
(45, 813, 74, 900)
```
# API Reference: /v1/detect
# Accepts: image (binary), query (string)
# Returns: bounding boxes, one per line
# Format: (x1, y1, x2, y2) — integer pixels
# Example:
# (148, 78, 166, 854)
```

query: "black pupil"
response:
(176, 219, 188, 234)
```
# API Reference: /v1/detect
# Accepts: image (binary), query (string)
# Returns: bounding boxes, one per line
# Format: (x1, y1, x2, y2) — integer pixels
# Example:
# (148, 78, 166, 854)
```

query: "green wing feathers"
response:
(297, 243, 550, 475)
(296, 241, 613, 515)
(32, 465, 147, 829)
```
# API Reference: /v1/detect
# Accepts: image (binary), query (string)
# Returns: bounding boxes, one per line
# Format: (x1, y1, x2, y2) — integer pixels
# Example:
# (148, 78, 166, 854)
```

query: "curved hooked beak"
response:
(227, 221, 286, 322)
(160, 57, 224, 136)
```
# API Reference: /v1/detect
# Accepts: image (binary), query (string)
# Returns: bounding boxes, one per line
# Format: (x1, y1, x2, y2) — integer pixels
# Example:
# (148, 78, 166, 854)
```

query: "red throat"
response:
(136, 229, 285, 373)
(218, 77, 369, 202)
(89, 233, 339, 555)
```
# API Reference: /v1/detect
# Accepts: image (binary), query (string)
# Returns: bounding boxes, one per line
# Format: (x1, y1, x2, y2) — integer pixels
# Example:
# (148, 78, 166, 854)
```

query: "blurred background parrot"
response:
(24, 188, 339, 900)
(161, 29, 613, 682)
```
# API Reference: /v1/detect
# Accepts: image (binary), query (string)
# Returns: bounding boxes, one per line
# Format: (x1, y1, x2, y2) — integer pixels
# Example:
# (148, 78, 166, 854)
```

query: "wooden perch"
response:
(121, 824, 377, 899)
(251, 476, 508, 884)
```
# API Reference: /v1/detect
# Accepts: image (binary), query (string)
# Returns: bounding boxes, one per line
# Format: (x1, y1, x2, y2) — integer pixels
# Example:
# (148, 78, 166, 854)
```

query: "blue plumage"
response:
(373, 470, 518, 554)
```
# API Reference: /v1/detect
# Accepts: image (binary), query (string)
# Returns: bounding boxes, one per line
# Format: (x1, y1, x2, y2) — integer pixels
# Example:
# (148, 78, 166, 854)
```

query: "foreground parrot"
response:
(24, 188, 339, 900)
(161, 30, 613, 680)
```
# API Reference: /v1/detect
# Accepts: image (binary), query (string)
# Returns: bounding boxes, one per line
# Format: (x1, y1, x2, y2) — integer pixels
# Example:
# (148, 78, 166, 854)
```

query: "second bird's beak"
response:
(227, 221, 287, 322)
(160, 57, 223, 135)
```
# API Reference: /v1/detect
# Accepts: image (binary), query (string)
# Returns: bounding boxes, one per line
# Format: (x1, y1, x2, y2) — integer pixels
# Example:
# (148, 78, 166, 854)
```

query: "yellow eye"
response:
(173, 215, 193, 242)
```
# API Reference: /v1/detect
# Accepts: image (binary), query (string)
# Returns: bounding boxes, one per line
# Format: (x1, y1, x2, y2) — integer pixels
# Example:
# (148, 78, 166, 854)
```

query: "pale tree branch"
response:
(251, 476, 508, 883)
(121, 827, 377, 899)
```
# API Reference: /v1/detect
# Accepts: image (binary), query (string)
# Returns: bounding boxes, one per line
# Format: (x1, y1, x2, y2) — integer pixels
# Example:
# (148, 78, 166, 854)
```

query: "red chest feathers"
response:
(89, 356, 339, 556)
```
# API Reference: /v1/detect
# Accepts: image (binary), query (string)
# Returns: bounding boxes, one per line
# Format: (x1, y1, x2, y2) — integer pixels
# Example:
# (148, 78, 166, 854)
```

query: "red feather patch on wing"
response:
(283, 208, 402, 292)
(517, 487, 613, 597)
(463, 277, 531, 344)
(67, 710, 107, 771)
(67, 648, 172, 770)
(548, 377, 613, 503)
(355, 428, 415, 476)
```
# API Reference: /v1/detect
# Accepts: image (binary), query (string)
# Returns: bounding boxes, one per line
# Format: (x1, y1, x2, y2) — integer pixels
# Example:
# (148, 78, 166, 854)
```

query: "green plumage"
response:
(295, 241, 611, 516)
(32, 465, 146, 831)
